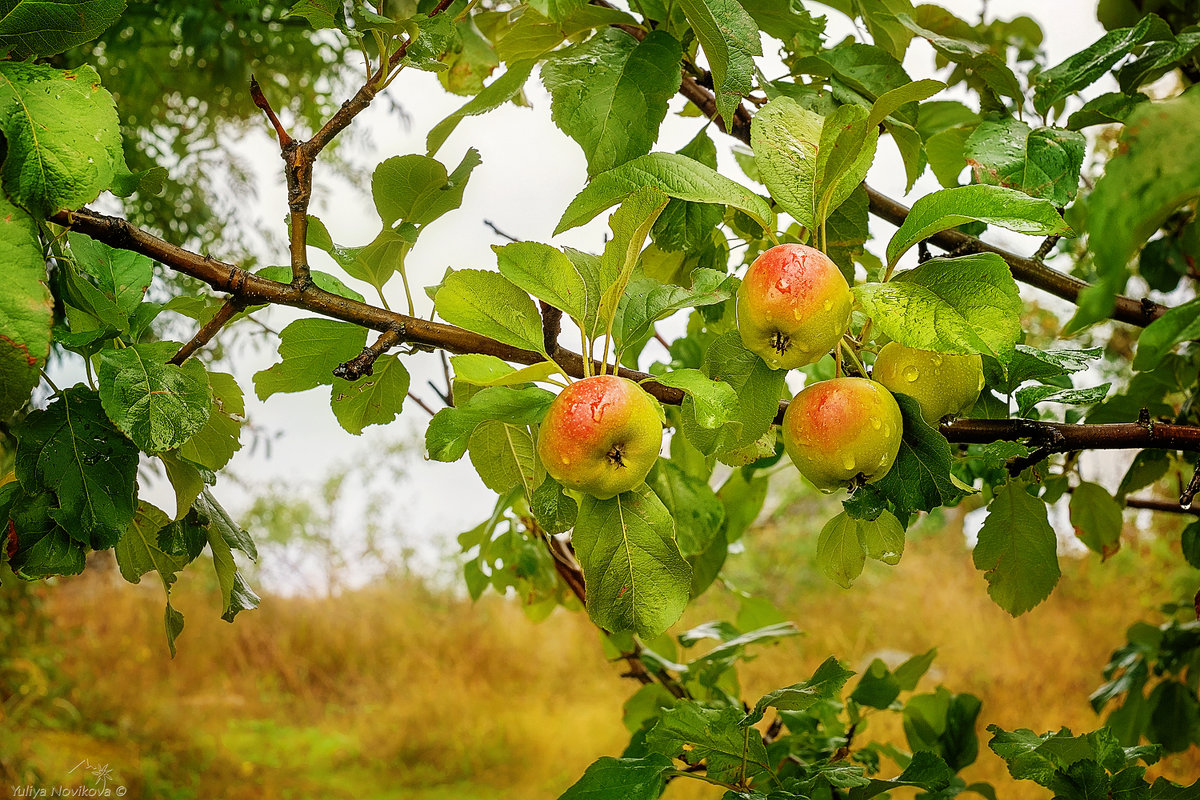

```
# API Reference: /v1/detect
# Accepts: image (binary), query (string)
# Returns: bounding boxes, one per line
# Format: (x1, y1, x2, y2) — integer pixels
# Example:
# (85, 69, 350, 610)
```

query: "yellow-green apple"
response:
(782, 377, 903, 491)
(737, 243, 852, 370)
(537, 375, 663, 500)
(872, 342, 984, 423)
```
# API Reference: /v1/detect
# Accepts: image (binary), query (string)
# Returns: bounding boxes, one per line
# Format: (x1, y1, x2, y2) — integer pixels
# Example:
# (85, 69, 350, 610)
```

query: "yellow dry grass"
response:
(6, 501, 1199, 798)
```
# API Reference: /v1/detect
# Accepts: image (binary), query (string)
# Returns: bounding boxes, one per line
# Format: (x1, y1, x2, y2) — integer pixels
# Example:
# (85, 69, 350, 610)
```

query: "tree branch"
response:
(334, 327, 406, 380)
(53, 206, 1200, 461)
(169, 297, 246, 365)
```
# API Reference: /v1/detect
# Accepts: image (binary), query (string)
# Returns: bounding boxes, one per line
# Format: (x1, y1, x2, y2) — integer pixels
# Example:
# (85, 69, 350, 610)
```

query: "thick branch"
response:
(674, 72, 1169, 328)
(54, 207, 1200, 461)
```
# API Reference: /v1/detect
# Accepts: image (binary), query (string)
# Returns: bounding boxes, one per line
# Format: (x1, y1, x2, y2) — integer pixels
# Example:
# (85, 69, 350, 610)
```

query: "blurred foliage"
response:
(50, 1, 359, 256)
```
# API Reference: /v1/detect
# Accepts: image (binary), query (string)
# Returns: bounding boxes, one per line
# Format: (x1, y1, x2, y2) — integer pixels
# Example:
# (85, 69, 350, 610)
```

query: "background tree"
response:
(2, 0, 1200, 797)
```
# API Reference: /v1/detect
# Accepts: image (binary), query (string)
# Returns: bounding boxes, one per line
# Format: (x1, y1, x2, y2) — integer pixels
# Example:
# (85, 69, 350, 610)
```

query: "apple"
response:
(737, 243, 852, 370)
(537, 375, 663, 500)
(872, 342, 984, 423)
(782, 377, 903, 492)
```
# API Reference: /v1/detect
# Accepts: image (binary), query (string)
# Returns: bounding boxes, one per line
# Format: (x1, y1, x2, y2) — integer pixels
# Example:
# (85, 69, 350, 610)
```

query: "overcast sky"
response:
(96, 0, 1117, 593)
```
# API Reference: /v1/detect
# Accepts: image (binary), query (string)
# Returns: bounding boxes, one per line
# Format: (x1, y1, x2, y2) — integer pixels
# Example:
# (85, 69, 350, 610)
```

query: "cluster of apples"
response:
(536, 244, 984, 500)
(740, 244, 983, 491)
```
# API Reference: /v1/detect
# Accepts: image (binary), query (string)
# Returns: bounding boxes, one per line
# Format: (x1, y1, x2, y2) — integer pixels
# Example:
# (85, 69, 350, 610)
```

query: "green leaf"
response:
(1067, 92, 1149, 131)
(371, 148, 480, 228)
(0, 0, 125, 59)
(573, 486, 691, 638)
(750, 96, 823, 231)
(531, 475, 577, 534)
(897, 13, 1021, 102)
(651, 369, 738, 430)
(813, 103, 879, 227)
(1070, 482, 1123, 556)
(434, 268, 547, 354)
(596, 187, 671, 334)
(115, 502, 188, 589)
(849, 752, 958, 800)
(676, 0, 761, 128)
(855, 254, 1022, 364)
(425, 385, 555, 461)
(330, 354, 410, 435)
(1033, 14, 1167, 117)
(1135, 296, 1200, 373)
(556, 152, 775, 236)
(743, 656, 855, 725)
(973, 482, 1061, 616)
(679, 332, 785, 463)
(885, 184, 1071, 268)
(963, 119, 1086, 206)
(817, 511, 866, 588)
(851, 658, 903, 709)
(1070, 92, 1200, 332)
(647, 702, 772, 783)
(861, 509, 905, 565)
(541, 29, 682, 177)
(0, 191, 51, 419)
(97, 341, 212, 453)
(875, 394, 967, 515)
(178, 371, 244, 473)
(0, 62, 122, 217)
(428, 60, 536, 156)
(15, 387, 138, 549)
(905, 689, 983, 773)
(989, 345, 1102, 395)
(450, 354, 560, 387)
(68, 232, 153, 317)
(557, 754, 675, 800)
(1, 484, 85, 579)
(201, 494, 260, 623)
(1014, 383, 1111, 418)
(495, 240, 600, 336)
(647, 459, 724, 557)
(613, 269, 735, 351)
(253, 319, 368, 401)
(468, 419, 544, 497)
(496, 4, 636, 62)
(284, 0, 350, 32)
(158, 450, 213, 521)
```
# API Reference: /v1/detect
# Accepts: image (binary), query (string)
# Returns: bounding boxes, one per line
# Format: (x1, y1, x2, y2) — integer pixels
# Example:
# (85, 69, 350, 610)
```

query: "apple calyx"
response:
(736, 243, 852, 370)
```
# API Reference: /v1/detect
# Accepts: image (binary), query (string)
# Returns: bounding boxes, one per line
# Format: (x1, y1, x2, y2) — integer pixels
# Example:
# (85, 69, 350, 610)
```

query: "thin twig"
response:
(406, 392, 438, 417)
(249, 76, 292, 147)
(334, 326, 406, 380)
(169, 298, 246, 365)
(484, 219, 521, 242)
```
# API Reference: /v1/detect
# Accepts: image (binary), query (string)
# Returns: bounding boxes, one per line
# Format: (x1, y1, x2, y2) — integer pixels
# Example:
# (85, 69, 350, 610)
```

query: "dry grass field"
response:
(3, 496, 1198, 799)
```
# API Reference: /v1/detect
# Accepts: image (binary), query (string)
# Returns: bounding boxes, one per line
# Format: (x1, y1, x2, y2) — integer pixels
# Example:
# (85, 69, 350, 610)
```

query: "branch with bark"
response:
(50, 206, 1200, 465)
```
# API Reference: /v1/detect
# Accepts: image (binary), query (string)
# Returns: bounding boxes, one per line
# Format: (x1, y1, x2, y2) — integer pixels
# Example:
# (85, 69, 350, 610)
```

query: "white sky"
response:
(78, 0, 1116, 592)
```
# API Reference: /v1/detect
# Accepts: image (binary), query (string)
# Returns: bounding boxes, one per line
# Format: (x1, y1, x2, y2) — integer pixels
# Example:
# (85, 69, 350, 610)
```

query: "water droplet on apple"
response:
(930, 354, 943, 366)
(842, 453, 856, 472)
(823, 299, 833, 311)
(902, 365, 919, 382)
(870, 417, 881, 430)
(977, 373, 986, 391)
(878, 453, 890, 469)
